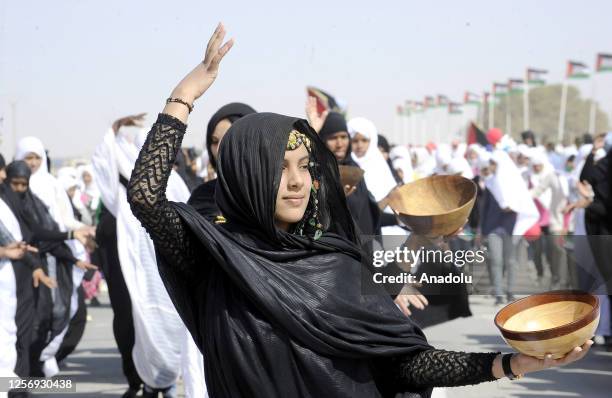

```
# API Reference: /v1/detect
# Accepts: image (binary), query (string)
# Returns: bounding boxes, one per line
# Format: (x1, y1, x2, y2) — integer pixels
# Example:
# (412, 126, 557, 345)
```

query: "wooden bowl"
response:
(494, 291, 600, 359)
(387, 175, 476, 237)
(339, 165, 365, 189)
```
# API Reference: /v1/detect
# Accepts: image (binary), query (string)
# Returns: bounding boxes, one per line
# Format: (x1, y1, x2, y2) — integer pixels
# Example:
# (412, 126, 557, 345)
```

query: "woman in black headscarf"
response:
(317, 111, 381, 236)
(174, 148, 204, 192)
(1, 161, 96, 376)
(187, 102, 256, 220)
(128, 24, 592, 398)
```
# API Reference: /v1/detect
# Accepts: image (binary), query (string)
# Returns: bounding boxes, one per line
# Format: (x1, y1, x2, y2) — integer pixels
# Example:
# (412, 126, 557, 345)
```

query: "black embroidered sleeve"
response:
(127, 113, 196, 275)
(392, 349, 499, 389)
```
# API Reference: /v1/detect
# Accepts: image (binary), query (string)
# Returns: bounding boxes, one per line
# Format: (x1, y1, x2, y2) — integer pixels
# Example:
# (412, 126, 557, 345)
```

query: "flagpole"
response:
(489, 96, 494, 129)
(524, 72, 530, 130)
(410, 110, 416, 145)
(557, 80, 568, 143)
(588, 73, 597, 134)
(506, 95, 512, 136)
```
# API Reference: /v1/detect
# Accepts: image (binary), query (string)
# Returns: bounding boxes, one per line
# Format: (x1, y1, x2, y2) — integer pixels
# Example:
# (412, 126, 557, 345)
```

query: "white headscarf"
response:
(389, 145, 414, 184)
(411, 147, 436, 178)
(486, 149, 539, 235)
(434, 144, 452, 174)
(347, 117, 397, 201)
(14, 137, 82, 231)
(447, 156, 474, 179)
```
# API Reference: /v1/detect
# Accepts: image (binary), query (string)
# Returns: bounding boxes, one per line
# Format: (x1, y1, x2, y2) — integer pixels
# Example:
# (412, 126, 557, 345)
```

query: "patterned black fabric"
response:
(128, 113, 500, 397)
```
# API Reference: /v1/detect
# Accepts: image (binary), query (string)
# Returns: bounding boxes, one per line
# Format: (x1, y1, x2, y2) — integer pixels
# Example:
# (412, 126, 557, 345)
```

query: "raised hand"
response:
(305, 96, 329, 134)
(112, 113, 147, 134)
(168, 23, 234, 115)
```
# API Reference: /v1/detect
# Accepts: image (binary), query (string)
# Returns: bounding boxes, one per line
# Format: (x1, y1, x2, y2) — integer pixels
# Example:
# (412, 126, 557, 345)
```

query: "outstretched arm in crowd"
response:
(128, 23, 233, 275)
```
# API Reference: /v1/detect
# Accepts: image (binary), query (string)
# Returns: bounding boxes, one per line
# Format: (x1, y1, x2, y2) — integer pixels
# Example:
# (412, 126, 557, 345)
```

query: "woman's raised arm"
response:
(128, 23, 233, 273)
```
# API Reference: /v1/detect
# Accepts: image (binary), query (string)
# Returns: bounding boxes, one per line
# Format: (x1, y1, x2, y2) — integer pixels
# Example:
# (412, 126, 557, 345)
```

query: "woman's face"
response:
(24, 153, 42, 173)
(351, 133, 370, 158)
(9, 177, 29, 194)
(82, 171, 93, 186)
(274, 143, 312, 231)
(324, 131, 350, 161)
(0, 168, 6, 184)
(210, 118, 232, 161)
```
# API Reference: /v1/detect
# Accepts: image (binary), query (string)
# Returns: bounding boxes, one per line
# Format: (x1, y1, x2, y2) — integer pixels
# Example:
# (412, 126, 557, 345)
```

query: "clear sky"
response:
(1, 0, 611, 158)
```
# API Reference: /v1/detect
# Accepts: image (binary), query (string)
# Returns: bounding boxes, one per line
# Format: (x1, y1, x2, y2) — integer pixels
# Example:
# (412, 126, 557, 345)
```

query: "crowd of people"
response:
(0, 24, 609, 398)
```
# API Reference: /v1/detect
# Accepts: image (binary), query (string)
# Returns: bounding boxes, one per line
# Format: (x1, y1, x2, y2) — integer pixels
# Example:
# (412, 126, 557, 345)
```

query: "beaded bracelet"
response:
(166, 97, 194, 113)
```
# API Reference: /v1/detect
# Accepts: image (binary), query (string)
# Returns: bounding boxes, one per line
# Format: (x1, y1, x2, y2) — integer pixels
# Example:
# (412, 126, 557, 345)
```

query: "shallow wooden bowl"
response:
(339, 165, 365, 188)
(387, 175, 476, 237)
(494, 291, 600, 359)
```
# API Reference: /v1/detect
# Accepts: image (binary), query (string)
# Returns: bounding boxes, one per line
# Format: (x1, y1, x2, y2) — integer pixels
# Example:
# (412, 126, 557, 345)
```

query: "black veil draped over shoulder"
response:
(155, 113, 433, 397)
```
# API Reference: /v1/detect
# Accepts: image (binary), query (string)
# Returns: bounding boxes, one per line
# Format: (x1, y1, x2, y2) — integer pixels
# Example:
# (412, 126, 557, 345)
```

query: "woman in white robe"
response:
(347, 117, 404, 235)
(92, 120, 206, 398)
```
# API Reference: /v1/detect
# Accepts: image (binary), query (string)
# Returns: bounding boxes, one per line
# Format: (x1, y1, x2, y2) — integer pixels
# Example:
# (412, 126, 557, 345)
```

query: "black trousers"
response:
(96, 208, 142, 390)
(12, 261, 35, 378)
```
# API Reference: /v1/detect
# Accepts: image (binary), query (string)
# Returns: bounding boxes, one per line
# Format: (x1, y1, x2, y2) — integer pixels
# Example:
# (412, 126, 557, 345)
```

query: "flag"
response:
(464, 91, 481, 104)
(396, 105, 405, 116)
(466, 122, 488, 146)
(483, 91, 490, 105)
(508, 79, 525, 93)
(436, 95, 449, 107)
(306, 86, 345, 115)
(493, 82, 508, 97)
(424, 96, 435, 109)
(413, 101, 425, 112)
(526, 68, 547, 85)
(448, 102, 463, 114)
(596, 53, 612, 72)
(566, 61, 589, 79)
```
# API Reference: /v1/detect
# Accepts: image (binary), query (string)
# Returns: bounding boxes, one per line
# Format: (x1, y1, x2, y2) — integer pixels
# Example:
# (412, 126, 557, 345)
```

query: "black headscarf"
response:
(1, 161, 74, 348)
(158, 112, 432, 398)
(188, 103, 257, 220)
(205, 102, 257, 171)
(521, 130, 537, 147)
(2, 161, 57, 231)
(0, 153, 6, 170)
(317, 112, 381, 235)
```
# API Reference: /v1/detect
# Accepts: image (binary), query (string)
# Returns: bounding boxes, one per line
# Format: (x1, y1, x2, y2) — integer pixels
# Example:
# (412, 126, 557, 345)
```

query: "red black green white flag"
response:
(466, 122, 488, 146)
(436, 95, 449, 107)
(306, 86, 345, 114)
(526, 68, 547, 85)
(448, 102, 463, 114)
(596, 53, 612, 72)
(566, 61, 589, 79)
(493, 82, 508, 97)
(464, 91, 481, 104)
(508, 79, 525, 93)
(424, 96, 435, 109)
